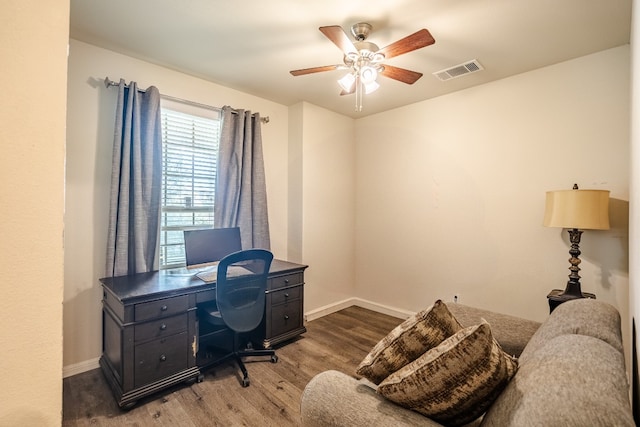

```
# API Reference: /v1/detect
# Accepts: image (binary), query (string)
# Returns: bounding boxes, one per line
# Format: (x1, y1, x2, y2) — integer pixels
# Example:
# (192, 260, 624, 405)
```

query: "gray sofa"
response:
(300, 299, 634, 426)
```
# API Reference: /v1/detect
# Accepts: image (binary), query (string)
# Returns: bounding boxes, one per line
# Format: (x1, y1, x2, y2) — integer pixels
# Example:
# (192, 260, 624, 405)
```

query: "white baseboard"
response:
(304, 298, 358, 321)
(305, 297, 415, 322)
(352, 298, 415, 319)
(63, 357, 100, 378)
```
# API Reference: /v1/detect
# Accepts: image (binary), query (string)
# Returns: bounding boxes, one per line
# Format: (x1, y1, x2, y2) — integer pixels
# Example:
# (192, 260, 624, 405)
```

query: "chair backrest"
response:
(215, 249, 274, 333)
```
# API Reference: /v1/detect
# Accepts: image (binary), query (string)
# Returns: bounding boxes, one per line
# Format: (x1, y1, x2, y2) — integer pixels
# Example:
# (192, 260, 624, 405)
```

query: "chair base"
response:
(200, 347, 278, 387)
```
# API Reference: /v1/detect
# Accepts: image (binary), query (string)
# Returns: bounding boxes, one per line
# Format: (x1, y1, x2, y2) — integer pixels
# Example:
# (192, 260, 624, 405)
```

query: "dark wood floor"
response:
(63, 306, 403, 426)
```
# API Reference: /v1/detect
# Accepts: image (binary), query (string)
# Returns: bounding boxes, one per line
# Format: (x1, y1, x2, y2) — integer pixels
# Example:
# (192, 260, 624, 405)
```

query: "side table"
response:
(547, 289, 595, 313)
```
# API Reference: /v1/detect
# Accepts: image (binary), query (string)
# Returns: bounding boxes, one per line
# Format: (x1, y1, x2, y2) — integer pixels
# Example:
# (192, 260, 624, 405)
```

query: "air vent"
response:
(433, 59, 484, 81)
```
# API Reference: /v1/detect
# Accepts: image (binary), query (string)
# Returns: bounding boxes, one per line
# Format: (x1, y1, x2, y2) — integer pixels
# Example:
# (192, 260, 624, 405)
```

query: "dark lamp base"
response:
(547, 289, 596, 313)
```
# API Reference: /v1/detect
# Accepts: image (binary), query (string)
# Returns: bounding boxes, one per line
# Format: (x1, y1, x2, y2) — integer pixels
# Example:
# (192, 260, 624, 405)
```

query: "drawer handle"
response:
(284, 315, 290, 320)
(159, 323, 167, 331)
(159, 355, 167, 362)
(161, 305, 168, 311)
(284, 293, 289, 298)
(284, 279, 289, 284)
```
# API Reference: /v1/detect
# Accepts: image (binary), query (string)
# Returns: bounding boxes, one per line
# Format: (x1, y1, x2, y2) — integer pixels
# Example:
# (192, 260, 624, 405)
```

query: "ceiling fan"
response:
(290, 23, 435, 111)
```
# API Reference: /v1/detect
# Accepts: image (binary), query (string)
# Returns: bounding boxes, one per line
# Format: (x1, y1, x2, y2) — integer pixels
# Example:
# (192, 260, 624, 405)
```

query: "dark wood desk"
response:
(99, 259, 307, 408)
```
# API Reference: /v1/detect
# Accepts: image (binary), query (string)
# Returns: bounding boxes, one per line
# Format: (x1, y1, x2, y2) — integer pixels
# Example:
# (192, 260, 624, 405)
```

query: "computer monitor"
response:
(183, 227, 242, 267)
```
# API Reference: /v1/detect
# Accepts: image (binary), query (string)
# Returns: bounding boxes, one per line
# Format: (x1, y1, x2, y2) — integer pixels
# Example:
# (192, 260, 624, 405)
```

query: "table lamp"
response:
(543, 184, 609, 309)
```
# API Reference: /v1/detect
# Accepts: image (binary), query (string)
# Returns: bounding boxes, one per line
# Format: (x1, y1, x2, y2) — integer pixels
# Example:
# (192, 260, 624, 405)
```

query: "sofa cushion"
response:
(481, 334, 634, 426)
(446, 303, 540, 357)
(301, 370, 444, 427)
(518, 298, 623, 365)
(378, 321, 517, 427)
(356, 300, 462, 384)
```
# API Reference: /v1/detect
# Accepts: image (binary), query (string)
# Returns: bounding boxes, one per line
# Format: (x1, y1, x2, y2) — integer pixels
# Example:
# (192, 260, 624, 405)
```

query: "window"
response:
(159, 100, 221, 269)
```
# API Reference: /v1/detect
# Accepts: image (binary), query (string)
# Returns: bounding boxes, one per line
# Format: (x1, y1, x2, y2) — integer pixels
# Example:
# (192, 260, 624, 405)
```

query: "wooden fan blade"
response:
(290, 65, 339, 76)
(319, 25, 357, 54)
(379, 29, 435, 59)
(380, 65, 423, 84)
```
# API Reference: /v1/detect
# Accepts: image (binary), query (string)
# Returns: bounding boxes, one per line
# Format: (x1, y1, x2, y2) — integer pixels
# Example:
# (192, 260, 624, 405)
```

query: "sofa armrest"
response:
(481, 334, 634, 426)
(301, 370, 442, 427)
(517, 298, 624, 364)
(446, 303, 541, 357)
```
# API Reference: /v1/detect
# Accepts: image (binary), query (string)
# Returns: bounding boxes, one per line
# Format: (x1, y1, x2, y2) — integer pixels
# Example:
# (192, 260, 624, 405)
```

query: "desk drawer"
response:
(134, 313, 187, 342)
(134, 331, 188, 388)
(269, 302, 302, 337)
(135, 295, 189, 322)
(269, 286, 301, 306)
(268, 272, 303, 291)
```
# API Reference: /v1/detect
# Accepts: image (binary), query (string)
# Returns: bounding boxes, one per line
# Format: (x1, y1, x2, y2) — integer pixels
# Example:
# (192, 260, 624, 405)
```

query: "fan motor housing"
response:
(355, 41, 380, 54)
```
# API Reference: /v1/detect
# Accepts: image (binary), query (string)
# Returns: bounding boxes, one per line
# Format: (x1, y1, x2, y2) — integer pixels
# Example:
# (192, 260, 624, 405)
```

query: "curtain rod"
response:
(103, 77, 269, 124)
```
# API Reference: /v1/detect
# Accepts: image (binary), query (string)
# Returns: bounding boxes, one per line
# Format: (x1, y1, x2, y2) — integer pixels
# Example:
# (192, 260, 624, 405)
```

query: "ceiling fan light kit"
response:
(290, 22, 435, 112)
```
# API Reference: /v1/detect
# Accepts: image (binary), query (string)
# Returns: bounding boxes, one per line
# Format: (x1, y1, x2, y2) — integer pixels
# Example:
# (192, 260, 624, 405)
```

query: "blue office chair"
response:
(199, 249, 277, 387)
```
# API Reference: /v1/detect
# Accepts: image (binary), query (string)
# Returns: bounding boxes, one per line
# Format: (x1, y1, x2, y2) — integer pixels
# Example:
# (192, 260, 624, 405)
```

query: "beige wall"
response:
(355, 46, 630, 324)
(0, 1, 68, 425)
(64, 39, 292, 372)
(292, 102, 357, 313)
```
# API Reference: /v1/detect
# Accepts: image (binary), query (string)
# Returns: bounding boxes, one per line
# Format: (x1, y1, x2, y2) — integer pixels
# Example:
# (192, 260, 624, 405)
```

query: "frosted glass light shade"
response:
(360, 66, 378, 83)
(364, 80, 380, 94)
(543, 189, 610, 230)
(338, 73, 356, 92)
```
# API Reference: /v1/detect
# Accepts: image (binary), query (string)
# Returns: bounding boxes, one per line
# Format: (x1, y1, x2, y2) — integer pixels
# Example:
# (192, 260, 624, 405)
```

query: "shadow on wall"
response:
(590, 198, 629, 290)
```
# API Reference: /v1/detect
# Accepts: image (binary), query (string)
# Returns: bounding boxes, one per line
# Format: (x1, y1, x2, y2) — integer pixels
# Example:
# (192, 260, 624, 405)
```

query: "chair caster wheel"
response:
(271, 354, 278, 363)
(242, 377, 250, 387)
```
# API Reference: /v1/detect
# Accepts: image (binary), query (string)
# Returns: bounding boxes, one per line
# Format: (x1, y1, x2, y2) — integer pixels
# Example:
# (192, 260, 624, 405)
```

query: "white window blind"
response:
(160, 102, 221, 269)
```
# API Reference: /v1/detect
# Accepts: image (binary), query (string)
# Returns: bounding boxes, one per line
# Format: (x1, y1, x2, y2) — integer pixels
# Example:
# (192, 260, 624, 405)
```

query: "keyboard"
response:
(195, 266, 218, 283)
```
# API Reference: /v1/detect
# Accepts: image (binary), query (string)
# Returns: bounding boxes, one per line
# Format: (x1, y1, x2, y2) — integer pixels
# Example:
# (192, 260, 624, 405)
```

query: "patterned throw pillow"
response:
(377, 321, 518, 427)
(356, 300, 462, 384)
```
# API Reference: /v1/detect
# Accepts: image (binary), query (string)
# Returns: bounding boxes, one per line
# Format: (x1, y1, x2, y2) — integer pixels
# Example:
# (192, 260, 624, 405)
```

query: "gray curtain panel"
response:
(215, 106, 270, 250)
(106, 79, 162, 277)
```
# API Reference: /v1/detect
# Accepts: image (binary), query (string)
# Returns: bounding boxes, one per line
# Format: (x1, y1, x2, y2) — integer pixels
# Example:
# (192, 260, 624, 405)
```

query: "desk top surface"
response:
(100, 259, 307, 303)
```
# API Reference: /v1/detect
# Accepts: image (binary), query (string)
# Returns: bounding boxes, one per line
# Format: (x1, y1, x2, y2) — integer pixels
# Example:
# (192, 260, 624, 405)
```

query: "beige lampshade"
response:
(543, 189, 610, 230)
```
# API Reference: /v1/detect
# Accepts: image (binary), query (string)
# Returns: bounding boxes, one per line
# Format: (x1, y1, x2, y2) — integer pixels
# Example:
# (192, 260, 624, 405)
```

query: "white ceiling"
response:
(69, 0, 632, 118)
